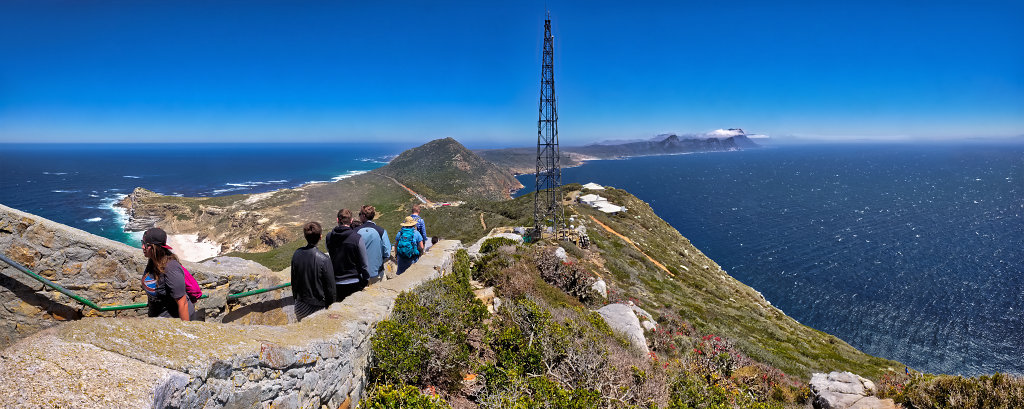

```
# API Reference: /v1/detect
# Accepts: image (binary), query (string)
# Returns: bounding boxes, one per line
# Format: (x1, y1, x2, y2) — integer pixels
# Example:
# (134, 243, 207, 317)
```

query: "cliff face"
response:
(374, 137, 524, 201)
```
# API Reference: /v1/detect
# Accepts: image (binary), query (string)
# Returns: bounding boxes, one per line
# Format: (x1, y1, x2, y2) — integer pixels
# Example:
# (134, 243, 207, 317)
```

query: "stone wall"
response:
(0, 204, 291, 350)
(0, 233, 463, 409)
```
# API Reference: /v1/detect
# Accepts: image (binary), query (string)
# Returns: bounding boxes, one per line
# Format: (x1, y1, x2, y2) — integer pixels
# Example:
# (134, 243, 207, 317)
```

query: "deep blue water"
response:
(518, 143, 1024, 376)
(0, 143, 401, 244)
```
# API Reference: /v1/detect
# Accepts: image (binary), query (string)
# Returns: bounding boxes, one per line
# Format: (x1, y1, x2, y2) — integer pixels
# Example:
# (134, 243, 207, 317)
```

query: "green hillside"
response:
(373, 137, 523, 201)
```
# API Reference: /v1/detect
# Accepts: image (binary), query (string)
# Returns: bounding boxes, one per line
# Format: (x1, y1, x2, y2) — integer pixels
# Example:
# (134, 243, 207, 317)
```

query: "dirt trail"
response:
(479, 213, 487, 230)
(588, 215, 674, 277)
(380, 175, 432, 205)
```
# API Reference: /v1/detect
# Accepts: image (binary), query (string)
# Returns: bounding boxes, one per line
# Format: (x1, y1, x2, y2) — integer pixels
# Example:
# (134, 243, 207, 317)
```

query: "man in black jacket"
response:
(290, 221, 336, 321)
(325, 208, 370, 302)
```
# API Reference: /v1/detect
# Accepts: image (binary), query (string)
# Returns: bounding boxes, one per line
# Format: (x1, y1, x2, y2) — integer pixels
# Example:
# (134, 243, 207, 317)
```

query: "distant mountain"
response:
(374, 137, 523, 201)
(476, 132, 760, 175)
(569, 132, 757, 158)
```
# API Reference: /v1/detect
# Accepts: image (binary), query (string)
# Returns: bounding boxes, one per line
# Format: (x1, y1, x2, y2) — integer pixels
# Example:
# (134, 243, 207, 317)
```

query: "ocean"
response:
(518, 143, 1023, 376)
(0, 143, 401, 244)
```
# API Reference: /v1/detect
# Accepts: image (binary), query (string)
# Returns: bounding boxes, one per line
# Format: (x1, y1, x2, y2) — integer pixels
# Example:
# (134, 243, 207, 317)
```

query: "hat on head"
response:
(142, 228, 173, 250)
(401, 216, 417, 227)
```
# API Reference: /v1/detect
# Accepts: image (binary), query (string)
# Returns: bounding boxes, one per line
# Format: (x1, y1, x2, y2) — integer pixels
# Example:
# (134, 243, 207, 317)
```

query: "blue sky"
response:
(1, 0, 1021, 145)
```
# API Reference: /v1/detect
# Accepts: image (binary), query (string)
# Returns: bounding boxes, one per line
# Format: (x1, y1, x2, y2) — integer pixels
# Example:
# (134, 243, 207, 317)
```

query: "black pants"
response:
(336, 281, 366, 303)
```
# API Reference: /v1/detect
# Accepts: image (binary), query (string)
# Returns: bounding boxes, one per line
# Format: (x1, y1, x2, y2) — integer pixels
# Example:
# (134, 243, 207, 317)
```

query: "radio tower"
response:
(534, 14, 563, 237)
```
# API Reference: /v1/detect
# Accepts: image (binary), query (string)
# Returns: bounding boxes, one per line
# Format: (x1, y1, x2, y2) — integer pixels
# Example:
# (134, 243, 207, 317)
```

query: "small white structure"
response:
(578, 192, 626, 214)
(579, 194, 604, 206)
(595, 202, 626, 214)
(582, 182, 605, 190)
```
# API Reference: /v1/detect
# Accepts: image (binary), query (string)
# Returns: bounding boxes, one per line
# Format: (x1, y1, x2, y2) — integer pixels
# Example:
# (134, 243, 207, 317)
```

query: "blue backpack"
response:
(396, 228, 419, 258)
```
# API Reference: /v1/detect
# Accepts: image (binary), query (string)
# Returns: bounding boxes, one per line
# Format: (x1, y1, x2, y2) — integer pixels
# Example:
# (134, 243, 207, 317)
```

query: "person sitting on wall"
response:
(140, 227, 194, 321)
(290, 221, 336, 321)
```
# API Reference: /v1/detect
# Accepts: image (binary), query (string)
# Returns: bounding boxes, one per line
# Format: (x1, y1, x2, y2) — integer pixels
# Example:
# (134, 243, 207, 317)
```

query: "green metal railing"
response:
(0, 253, 290, 311)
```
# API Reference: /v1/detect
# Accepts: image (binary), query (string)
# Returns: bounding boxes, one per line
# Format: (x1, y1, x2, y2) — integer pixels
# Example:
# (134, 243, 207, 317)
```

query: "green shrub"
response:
(879, 372, 1024, 409)
(480, 237, 520, 254)
(480, 297, 667, 408)
(368, 250, 487, 392)
(535, 247, 599, 304)
(668, 373, 783, 409)
(362, 383, 453, 409)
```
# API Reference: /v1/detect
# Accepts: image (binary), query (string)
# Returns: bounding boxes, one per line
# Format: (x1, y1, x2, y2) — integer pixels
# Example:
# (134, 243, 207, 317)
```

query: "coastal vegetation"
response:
(362, 245, 809, 408)
(877, 371, 1024, 409)
(114, 137, 1024, 406)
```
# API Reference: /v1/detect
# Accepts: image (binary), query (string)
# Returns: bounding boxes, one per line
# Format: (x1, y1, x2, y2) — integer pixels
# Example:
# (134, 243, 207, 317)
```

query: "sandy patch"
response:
(167, 234, 221, 262)
(243, 191, 274, 205)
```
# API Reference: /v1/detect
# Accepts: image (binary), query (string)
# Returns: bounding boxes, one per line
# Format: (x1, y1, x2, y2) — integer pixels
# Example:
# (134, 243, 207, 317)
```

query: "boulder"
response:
(591, 279, 608, 298)
(553, 247, 568, 262)
(473, 287, 496, 314)
(596, 304, 648, 354)
(810, 371, 896, 409)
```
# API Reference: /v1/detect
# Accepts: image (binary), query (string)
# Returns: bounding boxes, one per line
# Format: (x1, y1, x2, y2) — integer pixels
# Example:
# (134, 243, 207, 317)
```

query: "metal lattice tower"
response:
(534, 15, 563, 236)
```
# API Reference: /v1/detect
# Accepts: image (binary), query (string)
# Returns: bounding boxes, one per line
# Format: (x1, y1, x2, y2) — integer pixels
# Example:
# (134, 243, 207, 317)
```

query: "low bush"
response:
(878, 371, 1024, 409)
(368, 249, 487, 392)
(479, 297, 668, 408)
(479, 236, 520, 254)
(535, 247, 600, 305)
(362, 383, 453, 409)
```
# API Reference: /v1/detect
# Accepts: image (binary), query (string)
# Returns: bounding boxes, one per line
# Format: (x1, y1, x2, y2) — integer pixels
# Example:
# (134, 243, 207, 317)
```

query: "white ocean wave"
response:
(85, 217, 102, 222)
(123, 175, 142, 179)
(52, 190, 79, 193)
(43, 172, 68, 175)
(99, 194, 132, 234)
(332, 170, 369, 182)
(211, 187, 249, 195)
(225, 179, 290, 188)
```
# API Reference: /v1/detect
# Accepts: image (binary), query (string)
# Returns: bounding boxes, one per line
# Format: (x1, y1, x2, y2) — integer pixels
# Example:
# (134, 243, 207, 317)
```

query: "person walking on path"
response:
(290, 221, 336, 321)
(139, 227, 195, 321)
(410, 204, 427, 248)
(395, 216, 424, 275)
(356, 205, 390, 285)
(325, 209, 370, 302)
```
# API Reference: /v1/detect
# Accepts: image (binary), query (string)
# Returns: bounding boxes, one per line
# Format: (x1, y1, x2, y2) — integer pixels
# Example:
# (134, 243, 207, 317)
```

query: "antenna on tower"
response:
(533, 15, 563, 239)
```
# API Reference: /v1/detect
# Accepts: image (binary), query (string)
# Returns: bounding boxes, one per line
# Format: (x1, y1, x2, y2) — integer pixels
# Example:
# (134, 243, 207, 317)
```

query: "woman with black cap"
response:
(140, 227, 194, 321)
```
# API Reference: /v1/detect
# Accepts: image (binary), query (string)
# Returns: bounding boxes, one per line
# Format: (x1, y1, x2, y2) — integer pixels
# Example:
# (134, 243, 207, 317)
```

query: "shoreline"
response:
(108, 168, 377, 251)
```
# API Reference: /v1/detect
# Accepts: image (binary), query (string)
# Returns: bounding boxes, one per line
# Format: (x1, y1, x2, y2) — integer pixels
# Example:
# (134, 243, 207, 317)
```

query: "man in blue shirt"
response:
(410, 204, 427, 248)
(356, 205, 390, 284)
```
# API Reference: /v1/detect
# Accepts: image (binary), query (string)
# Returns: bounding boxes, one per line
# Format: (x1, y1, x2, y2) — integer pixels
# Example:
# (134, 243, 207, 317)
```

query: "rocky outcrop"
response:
(118, 187, 171, 231)
(596, 303, 649, 354)
(810, 371, 897, 409)
(591, 278, 608, 298)
(0, 205, 290, 350)
(0, 239, 463, 409)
